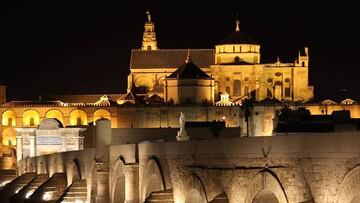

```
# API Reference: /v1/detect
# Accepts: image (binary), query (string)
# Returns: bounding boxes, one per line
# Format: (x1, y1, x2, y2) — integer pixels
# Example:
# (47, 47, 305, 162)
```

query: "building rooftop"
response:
(130, 49, 214, 69)
(167, 56, 213, 79)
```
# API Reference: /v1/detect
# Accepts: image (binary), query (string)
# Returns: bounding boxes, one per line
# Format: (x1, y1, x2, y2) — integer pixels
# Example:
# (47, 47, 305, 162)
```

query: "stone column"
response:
(95, 119, 111, 162)
(124, 165, 139, 203)
(95, 162, 109, 203)
(16, 132, 23, 161)
(29, 132, 36, 157)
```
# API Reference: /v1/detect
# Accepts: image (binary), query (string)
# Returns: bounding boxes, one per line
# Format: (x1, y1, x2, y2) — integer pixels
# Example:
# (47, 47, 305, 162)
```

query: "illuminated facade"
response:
(128, 13, 314, 104)
(1, 11, 360, 203)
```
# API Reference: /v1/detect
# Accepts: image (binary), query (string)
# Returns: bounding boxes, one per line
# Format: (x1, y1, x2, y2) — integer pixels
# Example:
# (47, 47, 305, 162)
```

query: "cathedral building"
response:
(128, 12, 314, 104)
(0, 11, 357, 154)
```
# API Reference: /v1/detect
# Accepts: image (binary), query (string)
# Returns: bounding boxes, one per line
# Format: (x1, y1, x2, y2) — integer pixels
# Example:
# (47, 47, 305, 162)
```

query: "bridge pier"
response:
(124, 164, 139, 203)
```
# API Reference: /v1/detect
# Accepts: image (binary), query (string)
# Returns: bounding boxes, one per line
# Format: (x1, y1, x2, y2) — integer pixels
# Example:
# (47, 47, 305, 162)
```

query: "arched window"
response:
(2, 110, 16, 126)
(267, 89, 272, 98)
(302, 61, 305, 67)
(147, 45, 152, 50)
(233, 80, 241, 96)
(69, 109, 87, 126)
(45, 109, 64, 126)
(23, 110, 40, 126)
(94, 109, 111, 123)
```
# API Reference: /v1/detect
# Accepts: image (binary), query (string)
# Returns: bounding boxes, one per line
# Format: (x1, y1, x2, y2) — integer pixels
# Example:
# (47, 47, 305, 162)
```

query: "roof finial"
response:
(146, 9, 152, 22)
(186, 49, 192, 63)
(235, 15, 240, 31)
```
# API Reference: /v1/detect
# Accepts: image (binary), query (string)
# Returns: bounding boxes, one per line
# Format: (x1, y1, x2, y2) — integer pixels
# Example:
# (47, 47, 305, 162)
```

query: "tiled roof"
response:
(3, 101, 65, 107)
(146, 94, 164, 104)
(167, 60, 213, 79)
(218, 31, 257, 45)
(130, 49, 214, 69)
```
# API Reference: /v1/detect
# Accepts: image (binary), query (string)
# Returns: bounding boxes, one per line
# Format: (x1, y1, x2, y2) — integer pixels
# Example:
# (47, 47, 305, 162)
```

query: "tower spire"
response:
(235, 15, 240, 31)
(141, 10, 158, 51)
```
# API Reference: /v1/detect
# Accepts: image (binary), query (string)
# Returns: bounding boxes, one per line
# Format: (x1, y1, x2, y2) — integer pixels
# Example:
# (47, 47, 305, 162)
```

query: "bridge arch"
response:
(111, 157, 126, 203)
(245, 169, 288, 203)
(337, 165, 360, 203)
(65, 159, 82, 186)
(141, 156, 166, 201)
(184, 173, 208, 203)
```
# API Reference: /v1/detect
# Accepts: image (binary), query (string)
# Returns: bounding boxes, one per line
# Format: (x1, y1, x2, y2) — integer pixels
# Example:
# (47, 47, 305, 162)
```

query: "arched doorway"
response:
(253, 189, 279, 203)
(185, 188, 205, 203)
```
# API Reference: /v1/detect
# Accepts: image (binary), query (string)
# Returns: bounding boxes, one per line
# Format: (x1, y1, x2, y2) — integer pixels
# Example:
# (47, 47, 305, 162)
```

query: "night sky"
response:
(1, 1, 360, 101)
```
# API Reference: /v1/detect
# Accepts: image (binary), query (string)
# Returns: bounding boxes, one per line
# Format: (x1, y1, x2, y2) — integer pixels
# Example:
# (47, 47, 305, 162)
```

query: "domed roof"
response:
(167, 55, 212, 80)
(218, 20, 257, 45)
(219, 31, 257, 45)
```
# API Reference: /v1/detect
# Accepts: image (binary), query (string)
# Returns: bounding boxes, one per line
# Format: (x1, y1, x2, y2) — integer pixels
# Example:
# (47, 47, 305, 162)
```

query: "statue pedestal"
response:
(176, 130, 189, 141)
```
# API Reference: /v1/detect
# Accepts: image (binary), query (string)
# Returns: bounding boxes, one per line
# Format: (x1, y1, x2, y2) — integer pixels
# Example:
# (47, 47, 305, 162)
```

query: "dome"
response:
(218, 31, 257, 45)
(218, 20, 257, 45)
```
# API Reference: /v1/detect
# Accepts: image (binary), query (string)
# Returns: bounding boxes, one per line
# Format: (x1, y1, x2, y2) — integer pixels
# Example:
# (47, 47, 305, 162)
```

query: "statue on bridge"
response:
(176, 112, 189, 141)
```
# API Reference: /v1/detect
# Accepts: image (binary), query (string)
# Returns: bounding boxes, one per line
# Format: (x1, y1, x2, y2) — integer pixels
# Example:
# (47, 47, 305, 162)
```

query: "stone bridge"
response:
(2, 131, 360, 203)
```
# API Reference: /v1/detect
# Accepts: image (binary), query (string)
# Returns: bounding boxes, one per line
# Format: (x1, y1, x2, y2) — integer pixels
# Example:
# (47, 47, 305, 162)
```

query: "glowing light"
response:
(43, 191, 53, 200)
(15, 189, 20, 194)
(222, 116, 226, 120)
(26, 191, 33, 198)
(0, 181, 10, 186)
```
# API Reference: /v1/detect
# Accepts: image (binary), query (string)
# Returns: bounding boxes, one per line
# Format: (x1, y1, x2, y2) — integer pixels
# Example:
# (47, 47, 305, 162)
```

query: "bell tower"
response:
(141, 10, 158, 51)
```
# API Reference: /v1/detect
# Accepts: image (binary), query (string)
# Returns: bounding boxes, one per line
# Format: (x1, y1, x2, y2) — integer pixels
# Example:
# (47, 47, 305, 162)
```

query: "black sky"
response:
(1, 1, 360, 101)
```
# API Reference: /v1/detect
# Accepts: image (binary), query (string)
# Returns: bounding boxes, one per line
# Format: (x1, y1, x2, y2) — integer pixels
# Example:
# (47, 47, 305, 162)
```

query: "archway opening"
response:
(2, 110, 16, 126)
(69, 110, 87, 126)
(1, 127, 17, 146)
(113, 176, 125, 203)
(94, 109, 111, 124)
(253, 189, 279, 203)
(185, 188, 205, 203)
(22, 110, 40, 126)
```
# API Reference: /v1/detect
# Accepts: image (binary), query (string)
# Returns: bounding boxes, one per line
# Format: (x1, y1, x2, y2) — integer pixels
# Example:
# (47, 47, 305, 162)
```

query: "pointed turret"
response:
(141, 10, 158, 51)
